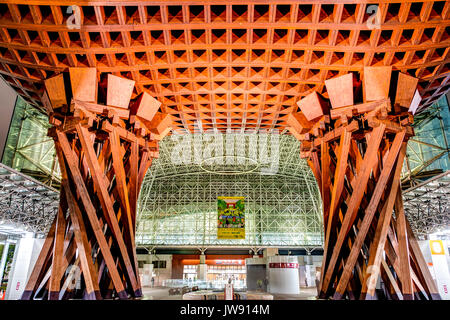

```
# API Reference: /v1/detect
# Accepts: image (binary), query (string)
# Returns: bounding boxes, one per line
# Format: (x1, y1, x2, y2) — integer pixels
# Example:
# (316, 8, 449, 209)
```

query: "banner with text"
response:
(217, 196, 245, 239)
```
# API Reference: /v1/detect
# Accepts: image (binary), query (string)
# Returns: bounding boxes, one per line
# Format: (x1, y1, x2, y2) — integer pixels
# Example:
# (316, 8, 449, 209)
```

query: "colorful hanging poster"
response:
(217, 196, 245, 239)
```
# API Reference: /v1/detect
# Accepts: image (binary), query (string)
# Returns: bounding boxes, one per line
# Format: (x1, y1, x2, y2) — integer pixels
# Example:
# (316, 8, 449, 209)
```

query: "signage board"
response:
(217, 196, 245, 239)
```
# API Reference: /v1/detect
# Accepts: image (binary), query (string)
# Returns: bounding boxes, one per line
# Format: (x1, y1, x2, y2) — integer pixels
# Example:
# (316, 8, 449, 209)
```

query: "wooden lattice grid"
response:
(0, 1, 449, 133)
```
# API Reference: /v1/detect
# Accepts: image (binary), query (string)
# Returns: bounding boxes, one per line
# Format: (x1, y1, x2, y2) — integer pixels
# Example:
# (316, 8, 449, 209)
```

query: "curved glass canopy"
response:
(136, 133, 323, 248)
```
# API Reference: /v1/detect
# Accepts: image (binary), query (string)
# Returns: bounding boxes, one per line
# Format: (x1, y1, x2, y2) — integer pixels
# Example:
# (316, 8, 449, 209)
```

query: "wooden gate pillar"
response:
(21, 68, 171, 300)
(288, 67, 441, 300)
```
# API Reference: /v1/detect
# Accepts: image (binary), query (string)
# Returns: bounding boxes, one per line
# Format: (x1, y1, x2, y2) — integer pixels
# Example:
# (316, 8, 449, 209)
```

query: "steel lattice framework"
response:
(403, 170, 450, 238)
(2, 96, 60, 188)
(0, 163, 59, 236)
(401, 95, 450, 187)
(136, 133, 323, 248)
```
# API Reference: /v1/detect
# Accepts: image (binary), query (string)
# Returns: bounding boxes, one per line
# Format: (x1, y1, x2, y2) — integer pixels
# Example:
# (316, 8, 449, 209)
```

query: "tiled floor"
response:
(271, 287, 318, 300)
(141, 286, 182, 300)
(142, 286, 318, 300)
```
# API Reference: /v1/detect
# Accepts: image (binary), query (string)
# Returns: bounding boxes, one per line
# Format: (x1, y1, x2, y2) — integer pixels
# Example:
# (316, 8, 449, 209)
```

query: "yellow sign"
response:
(430, 240, 445, 255)
(217, 196, 245, 239)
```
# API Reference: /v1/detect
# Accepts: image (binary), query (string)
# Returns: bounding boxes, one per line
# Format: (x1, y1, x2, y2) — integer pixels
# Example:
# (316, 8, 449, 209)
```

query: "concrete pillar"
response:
(267, 256, 300, 294)
(304, 254, 315, 287)
(297, 256, 307, 287)
(197, 253, 207, 281)
(263, 248, 278, 258)
(5, 233, 44, 300)
(142, 264, 154, 287)
(197, 265, 207, 281)
(246, 257, 267, 291)
(0, 241, 10, 285)
(137, 253, 152, 286)
(305, 254, 313, 265)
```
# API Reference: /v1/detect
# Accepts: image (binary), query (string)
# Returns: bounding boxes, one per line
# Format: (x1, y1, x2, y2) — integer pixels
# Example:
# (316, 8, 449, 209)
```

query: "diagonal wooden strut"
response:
(22, 68, 171, 300)
(289, 67, 441, 300)
(320, 124, 386, 297)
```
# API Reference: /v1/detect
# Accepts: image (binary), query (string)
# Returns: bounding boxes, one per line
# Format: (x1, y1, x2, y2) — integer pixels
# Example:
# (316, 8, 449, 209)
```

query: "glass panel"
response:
(1, 96, 60, 187)
(136, 134, 323, 247)
(402, 95, 450, 185)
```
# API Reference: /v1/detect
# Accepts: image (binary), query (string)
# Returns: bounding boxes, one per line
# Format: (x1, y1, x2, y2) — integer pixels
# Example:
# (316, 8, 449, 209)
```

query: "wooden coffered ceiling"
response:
(0, 1, 449, 133)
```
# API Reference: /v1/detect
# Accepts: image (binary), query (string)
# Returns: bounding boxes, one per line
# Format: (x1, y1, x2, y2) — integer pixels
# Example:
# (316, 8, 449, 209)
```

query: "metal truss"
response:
(0, 163, 59, 237)
(400, 96, 450, 238)
(401, 95, 450, 188)
(136, 133, 323, 248)
(142, 130, 314, 179)
(2, 96, 60, 188)
(403, 170, 450, 239)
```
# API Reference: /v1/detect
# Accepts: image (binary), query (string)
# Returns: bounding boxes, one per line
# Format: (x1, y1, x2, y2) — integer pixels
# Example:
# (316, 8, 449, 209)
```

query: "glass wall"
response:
(1, 96, 60, 187)
(136, 134, 323, 248)
(402, 94, 450, 187)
